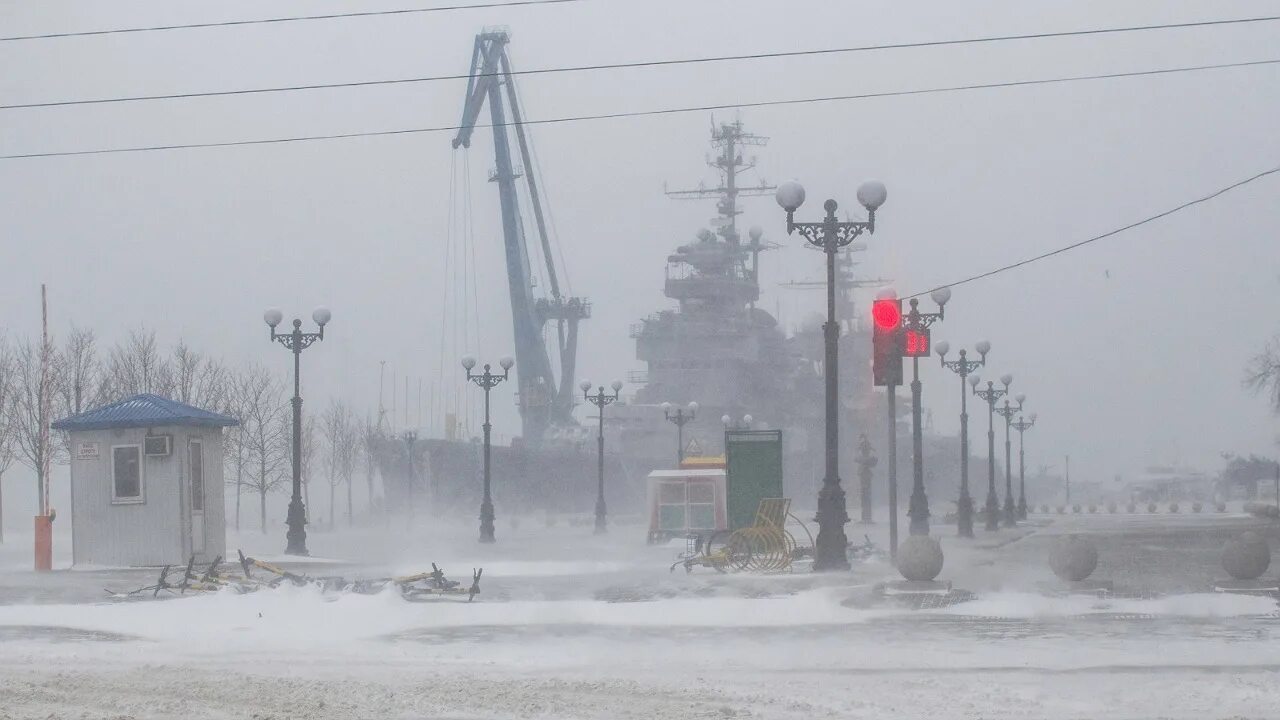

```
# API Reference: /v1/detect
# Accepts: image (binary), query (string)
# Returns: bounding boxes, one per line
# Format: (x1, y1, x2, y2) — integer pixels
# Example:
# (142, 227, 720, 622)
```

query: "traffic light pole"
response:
(908, 358, 927, 535)
(903, 297, 946, 537)
(887, 384, 898, 561)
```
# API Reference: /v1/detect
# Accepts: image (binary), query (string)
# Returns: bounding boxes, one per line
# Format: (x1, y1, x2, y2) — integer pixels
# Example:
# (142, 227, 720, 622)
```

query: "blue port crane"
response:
(452, 29, 589, 444)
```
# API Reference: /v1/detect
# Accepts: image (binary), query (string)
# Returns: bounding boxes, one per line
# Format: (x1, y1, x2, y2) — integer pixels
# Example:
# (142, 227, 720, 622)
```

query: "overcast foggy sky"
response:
(2, 0, 1279, 512)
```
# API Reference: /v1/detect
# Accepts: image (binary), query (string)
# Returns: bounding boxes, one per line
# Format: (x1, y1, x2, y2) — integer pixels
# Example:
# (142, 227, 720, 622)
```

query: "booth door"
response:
(189, 439, 206, 555)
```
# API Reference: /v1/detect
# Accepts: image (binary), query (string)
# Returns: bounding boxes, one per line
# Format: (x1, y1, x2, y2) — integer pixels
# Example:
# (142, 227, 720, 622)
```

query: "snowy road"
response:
(1, 516, 1278, 719)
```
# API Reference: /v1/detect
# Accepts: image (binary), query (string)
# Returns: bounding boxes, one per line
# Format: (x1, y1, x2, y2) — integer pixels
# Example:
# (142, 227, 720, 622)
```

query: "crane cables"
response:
(4, 15, 1278, 111)
(3, 57, 1278, 160)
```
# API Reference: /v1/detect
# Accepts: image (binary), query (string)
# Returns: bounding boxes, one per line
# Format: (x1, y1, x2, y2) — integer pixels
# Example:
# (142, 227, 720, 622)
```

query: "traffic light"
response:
(903, 327, 930, 357)
(871, 298, 903, 386)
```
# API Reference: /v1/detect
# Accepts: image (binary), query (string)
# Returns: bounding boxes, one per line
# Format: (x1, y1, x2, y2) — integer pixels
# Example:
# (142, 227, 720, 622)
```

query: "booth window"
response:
(111, 445, 143, 503)
(687, 482, 716, 530)
(658, 482, 686, 531)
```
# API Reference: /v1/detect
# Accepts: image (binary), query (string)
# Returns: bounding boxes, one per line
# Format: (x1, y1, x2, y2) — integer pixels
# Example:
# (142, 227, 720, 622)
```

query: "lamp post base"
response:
(813, 483, 851, 572)
(479, 500, 496, 544)
(594, 499, 607, 535)
(1003, 496, 1018, 527)
(956, 493, 974, 538)
(1017, 495, 1028, 520)
(907, 488, 930, 536)
(284, 497, 309, 556)
(984, 492, 1000, 532)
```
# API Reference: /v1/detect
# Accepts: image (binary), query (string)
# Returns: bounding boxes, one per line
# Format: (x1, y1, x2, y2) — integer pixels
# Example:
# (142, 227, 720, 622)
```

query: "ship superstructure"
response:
(618, 120, 791, 461)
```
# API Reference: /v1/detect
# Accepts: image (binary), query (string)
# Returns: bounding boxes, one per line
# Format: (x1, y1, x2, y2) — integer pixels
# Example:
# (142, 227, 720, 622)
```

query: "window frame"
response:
(110, 443, 145, 505)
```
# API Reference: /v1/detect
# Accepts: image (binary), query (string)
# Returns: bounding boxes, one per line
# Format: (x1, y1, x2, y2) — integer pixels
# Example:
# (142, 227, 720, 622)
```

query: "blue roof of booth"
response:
(51, 393, 239, 431)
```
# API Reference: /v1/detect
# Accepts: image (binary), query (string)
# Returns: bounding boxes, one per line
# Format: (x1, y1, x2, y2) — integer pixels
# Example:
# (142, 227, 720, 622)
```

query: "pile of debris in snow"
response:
(106, 551, 482, 602)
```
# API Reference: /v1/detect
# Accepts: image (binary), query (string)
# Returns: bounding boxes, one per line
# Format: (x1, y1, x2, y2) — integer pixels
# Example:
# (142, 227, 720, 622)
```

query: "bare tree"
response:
(1245, 338, 1280, 414)
(170, 340, 204, 405)
(361, 417, 383, 517)
(9, 337, 63, 516)
(59, 326, 105, 415)
(300, 414, 317, 524)
(0, 341, 18, 542)
(343, 421, 361, 526)
(169, 341, 230, 410)
(320, 400, 359, 529)
(222, 366, 257, 533)
(103, 328, 174, 399)
(235, 365, 289, 533)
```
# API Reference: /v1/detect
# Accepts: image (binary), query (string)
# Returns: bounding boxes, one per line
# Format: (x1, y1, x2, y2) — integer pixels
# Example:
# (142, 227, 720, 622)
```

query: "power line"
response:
(0, 0, 582, 42)
(906, 165, 1280, 299)
(5, 15, 1280, 111)
(3, 57, 1278, 161)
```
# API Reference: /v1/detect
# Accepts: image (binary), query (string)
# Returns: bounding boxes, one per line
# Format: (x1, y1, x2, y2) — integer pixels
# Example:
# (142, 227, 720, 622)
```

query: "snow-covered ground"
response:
(1, 515, 1278, 719)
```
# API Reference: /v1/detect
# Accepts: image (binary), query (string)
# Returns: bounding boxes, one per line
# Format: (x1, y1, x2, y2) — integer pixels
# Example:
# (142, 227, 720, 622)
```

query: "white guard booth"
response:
(645, 468, 727, 543)
(52, 393, 238, 567)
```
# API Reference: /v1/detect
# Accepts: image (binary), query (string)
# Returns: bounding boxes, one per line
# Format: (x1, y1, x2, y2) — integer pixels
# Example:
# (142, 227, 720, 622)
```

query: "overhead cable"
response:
(0, 0, 582, 42)
(905, 165, 1280, 298)
(3, 57, 1277, 160)
(5, 15, 1280, 110)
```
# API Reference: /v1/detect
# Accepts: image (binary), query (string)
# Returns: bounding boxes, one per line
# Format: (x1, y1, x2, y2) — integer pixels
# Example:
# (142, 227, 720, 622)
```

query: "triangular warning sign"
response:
(684, 438, 704, 456)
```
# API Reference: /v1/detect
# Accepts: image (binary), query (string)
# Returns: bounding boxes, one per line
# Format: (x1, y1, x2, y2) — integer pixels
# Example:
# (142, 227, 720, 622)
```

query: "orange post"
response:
(34, 515, 52, 571)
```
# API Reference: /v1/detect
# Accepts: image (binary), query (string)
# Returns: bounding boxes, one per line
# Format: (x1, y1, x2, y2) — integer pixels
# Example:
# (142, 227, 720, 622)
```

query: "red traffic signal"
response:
(872, 298, 903, 386)
(871, 299, 901, 330)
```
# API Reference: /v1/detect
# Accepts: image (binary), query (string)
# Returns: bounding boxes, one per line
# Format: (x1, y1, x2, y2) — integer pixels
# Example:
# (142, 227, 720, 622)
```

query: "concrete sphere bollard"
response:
(1056, 506, 1065, 515)
(1126, 502, 1136, 513)
(1215, 501, 1227, 513)
(1222, 531, 1271, 581)
(1072, 504, 1082, 514)
(1049, 535, 1099, 582)
(896, 535, 944, 582)
(1192, 501, 1203, 513)
(1088, 504, 1097, 514)
(1147, 503, 1157, 513)
(1169, 503, 1180, 513)
(1107, 502, 1117, 514)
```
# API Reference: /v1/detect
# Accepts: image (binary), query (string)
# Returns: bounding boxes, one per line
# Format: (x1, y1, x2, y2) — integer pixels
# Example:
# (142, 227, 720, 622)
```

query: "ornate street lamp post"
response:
(776, 178, 886, 572)
(935, 340, 988, 538)
(973, 374, 1011, 532)
(463, 355, 514, 543)
(264, 306, 331, 556)
(582, 379, 623, 534)
(903, 291, 950, 536)
(1012, 411, 1037, 519)
(856, 434, 877, 523)
(995, 392, 1025, 527)
(662, 401, 698, 464)
(721, 413, 754, 431)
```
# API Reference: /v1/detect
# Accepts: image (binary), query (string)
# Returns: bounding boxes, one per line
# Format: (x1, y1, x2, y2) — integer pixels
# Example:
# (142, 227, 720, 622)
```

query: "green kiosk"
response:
(724, 429, 784, 529)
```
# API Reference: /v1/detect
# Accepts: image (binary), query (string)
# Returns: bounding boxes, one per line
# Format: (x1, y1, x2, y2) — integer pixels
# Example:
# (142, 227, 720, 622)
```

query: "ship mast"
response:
(665, 119, 776, 287)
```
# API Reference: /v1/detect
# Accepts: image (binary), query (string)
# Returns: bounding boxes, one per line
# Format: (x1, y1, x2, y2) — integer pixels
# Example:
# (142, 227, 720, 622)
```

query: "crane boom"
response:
(452, 30, 588, 444)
